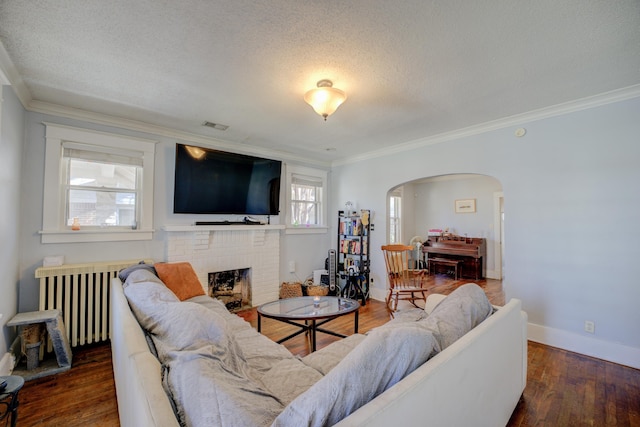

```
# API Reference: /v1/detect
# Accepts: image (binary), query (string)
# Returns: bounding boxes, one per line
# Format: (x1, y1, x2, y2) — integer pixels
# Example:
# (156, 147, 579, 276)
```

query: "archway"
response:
(385, 173, 503, 280)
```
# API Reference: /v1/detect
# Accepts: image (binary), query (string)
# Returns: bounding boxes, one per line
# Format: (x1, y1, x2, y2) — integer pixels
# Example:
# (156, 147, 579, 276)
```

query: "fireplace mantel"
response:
(163, 224, 285, 232)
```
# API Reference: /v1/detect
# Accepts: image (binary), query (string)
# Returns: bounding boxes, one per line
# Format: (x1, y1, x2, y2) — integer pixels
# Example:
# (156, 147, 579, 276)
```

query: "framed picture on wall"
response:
(455, 199, 476, 213)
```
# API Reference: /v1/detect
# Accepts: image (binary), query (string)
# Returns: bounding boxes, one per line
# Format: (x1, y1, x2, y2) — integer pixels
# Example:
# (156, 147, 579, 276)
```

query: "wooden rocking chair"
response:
(381, 244, 428, 311)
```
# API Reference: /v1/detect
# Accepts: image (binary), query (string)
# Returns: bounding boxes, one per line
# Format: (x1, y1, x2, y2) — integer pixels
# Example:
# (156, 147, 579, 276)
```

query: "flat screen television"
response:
(173, 143, 282, 215)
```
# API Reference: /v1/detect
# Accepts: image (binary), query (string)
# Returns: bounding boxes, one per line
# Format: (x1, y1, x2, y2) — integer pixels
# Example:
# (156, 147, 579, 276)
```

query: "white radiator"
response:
(35, 260, 152, 348)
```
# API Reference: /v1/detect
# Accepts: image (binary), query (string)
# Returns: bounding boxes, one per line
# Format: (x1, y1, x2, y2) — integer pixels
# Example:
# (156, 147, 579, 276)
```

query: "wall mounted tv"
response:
(173, 143, 282, 215)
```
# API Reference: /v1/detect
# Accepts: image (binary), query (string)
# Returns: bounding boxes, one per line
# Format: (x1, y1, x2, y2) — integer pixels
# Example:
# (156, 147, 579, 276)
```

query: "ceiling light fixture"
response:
(304, 79, 347, 120)
(184, 145, 206, 160)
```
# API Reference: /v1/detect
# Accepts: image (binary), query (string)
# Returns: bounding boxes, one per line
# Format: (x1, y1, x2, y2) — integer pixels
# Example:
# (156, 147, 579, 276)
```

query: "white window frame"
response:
(40, 123, 156, 243)
(285, 164, 328, 235)
(389, 189, 402, 244)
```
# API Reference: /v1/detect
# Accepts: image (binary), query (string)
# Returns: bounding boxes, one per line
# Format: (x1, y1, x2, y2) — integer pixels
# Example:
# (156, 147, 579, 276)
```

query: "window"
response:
(64, 143, 140, 228)
(389, 190, 402, 243)
(291, 175, 322, 226)
(41, 123, 156, 243)
(285, 164, 328, 234)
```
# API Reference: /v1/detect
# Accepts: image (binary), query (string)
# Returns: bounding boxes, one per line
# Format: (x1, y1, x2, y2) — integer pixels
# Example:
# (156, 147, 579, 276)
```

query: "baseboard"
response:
(369, 287, 386, 302)
(368, 294, 640, 369)
(485, 269, 500, 280)
(0, 352, 15, 375)
(528, 322, 640, 370)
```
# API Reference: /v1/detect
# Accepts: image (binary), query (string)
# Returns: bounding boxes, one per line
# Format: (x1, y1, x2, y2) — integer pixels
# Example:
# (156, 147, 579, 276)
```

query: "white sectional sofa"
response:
(110, 270, 527, 427)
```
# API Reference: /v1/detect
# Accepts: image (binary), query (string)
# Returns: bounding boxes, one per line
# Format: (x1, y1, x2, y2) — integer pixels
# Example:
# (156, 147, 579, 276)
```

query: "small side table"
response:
(0, 375, 24, 427)
(340, 273, 367, 306)
(7, 310, 72, 380)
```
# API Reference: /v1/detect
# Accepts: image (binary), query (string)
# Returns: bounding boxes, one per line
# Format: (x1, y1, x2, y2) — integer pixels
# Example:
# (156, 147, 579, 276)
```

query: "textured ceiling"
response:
(1, 0, 639, 164)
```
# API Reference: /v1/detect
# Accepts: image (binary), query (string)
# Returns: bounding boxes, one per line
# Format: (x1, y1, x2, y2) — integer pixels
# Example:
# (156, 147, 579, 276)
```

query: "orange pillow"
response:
(154, 262, 205, 301)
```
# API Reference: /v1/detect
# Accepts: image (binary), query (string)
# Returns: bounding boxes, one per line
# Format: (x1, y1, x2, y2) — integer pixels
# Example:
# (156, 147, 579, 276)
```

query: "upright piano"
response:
(422, 236, 486, 279)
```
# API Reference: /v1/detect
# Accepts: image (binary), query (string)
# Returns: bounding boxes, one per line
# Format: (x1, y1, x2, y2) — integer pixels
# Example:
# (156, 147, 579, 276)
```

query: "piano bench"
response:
(428, 258, 462, 280)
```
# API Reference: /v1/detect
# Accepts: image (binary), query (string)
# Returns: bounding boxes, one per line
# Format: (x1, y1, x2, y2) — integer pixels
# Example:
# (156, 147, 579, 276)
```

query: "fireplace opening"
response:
(208, 268, 251, 312)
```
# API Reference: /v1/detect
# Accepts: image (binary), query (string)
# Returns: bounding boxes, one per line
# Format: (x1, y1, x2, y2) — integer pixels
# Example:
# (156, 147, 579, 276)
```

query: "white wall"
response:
(0, 86, 25, 357)
(18, 114, 166, 311)
(10, 84, 640, 369)
(331, 96, 640, 368)
(280, 231, 331, 284)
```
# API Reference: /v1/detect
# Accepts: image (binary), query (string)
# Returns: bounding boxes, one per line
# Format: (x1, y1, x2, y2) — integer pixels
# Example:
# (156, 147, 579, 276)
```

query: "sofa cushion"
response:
(124, 270, 244, 359)
(273, 324, 437, 427)
(419, 283, 493, 353)
(259, 358, 323, 405)
(424, 293, 447, 314)
(125, 269, 291, 426)
(124, 271, 231, 359)
(166, 350, 284, 427)
(187, 294, 297, 380)
(186, 294, 251, 330)
(383, 307, 428, 326)
(300, 333, 367, 375)
(124, 269, 179, 302)
(154, 261, 205, 301)
(118, 260, 157, 282)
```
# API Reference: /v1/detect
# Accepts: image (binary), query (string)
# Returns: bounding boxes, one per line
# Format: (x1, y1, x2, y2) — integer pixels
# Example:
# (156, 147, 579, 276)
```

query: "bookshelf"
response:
(337, 209, 371, 303)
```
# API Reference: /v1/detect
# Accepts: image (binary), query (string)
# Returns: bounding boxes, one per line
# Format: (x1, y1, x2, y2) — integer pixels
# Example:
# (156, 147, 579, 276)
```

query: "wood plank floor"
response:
(14, 276, 640, 426)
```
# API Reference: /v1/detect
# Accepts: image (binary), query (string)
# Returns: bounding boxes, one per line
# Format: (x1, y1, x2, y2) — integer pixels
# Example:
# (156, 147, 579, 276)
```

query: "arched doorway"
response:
(386, 173, 503, 280)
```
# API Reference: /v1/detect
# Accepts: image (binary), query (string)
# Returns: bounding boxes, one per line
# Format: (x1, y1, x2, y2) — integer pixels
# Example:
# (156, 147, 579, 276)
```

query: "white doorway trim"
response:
(493, 191, 504, 280)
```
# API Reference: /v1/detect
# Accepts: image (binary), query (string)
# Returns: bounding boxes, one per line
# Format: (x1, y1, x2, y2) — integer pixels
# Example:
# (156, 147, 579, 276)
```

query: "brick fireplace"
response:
(164, 225, 283, 306)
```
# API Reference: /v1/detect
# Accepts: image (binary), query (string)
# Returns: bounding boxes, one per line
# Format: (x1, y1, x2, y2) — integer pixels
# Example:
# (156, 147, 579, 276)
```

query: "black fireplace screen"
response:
(208, 268, 251, 312)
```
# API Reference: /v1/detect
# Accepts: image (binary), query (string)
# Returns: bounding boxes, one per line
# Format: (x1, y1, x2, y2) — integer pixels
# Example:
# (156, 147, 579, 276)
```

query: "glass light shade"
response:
(304, 80, 347, 120)
(184, 145, 206, 159)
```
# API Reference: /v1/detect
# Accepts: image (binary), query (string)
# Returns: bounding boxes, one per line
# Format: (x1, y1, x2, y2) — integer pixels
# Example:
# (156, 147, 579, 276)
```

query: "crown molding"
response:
(0, 40, 32, 105)
(332, 84, 640, 167)
(3, 36, 638, 171)
(0, 40, 322, 166)
(27, 99, 331, 168)
(0, 42, 11, 85)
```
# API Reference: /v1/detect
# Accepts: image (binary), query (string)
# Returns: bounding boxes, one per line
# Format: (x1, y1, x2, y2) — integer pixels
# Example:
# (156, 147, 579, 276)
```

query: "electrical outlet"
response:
(288, 261, 296, 273)
(584, 320, 595, 334)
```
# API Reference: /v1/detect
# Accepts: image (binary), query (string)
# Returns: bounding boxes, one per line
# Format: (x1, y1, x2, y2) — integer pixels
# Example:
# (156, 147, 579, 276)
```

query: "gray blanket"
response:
(123, 270, 492, 427)
(124, 269, 317, 426)
(272, 324, 438, 426)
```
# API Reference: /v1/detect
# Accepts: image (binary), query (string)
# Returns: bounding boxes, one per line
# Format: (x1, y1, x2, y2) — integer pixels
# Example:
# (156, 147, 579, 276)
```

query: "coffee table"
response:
(257, 296, 360, 352)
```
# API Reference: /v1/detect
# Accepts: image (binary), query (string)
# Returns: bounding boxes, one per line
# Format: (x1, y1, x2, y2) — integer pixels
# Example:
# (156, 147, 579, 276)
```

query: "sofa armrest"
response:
(424, 293, 447, 314)
(337, 298, 527, 427)
(110, 277, 180, 427)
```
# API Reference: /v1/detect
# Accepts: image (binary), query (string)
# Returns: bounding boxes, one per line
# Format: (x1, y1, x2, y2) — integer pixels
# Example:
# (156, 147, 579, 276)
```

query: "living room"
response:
(1, 1, 639, 424)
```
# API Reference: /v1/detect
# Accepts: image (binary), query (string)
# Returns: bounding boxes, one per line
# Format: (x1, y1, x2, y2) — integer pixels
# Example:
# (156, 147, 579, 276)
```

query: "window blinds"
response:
(62, 141, 143, 167)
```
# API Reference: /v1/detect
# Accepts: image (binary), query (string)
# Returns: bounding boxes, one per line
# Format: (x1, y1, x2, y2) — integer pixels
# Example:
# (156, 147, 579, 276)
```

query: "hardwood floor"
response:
(509, 341, 640, 426)
(14, 276, 640, 426)
(16, 342, 119, 426)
